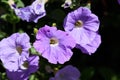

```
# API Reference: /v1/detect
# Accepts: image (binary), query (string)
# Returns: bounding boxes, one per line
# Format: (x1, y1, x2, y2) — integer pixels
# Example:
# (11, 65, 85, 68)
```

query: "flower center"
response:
(16, 46, 22, 54)
(20, 61, 29, 70)
(75, 20, 83, 27)
(22, 61, 29, 69)
(50, 38, 58, 45)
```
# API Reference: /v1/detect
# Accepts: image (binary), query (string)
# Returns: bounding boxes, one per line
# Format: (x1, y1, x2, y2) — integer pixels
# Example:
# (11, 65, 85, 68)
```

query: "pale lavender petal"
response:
(33, 12, 46, 23)
(48, 47, 58, 64)
(54, 30, 76, 48)
(69, 28, 97, 45)
(64, 12, 76, 31)
(36, 25, 57, 39)
(77, 33, 101, 55)
(14, 7, 32, 22)
(16, 33, 31, 50)
(31, 1, 46, 15)
(33, 39, 50, 54)
(57, 46, 73, 64)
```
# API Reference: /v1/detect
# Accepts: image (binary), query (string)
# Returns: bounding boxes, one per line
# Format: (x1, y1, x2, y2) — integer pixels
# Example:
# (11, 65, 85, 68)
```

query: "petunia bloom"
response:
(8, 0, 47, 23)
(61, 0, 72, 8)
(49, 65, 80, 80)
(33, 25, 76, 64)
(0, 33, 31, 71)
(63, 7, 101, 54)
(6, 55, 39, 80)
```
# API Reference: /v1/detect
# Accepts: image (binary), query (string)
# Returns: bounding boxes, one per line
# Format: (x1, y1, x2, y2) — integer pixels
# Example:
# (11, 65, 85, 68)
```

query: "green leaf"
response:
(1, 0, 8, 3)
(29, 74, 35, 80)
(0, 14, 8, 21)
(29, 47, 39, 55)
(15, 0, 24, 8)
(0, 13, 20, 24)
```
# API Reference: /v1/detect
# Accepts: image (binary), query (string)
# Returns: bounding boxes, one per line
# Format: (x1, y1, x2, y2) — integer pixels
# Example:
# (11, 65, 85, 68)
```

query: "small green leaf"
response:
(0, 14, 8, 21)
(0, 13, 20, 24)
(15, 0, 24, 8)
(29, 74, 35, 80)
(29, 47, 39, 55)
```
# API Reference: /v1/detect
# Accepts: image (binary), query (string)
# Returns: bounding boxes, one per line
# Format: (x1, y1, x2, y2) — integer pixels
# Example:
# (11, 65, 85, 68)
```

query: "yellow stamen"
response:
(50, 38, 58, 44)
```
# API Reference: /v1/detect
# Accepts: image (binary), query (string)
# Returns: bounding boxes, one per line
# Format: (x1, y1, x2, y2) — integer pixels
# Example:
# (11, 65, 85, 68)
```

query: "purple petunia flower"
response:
(6, 55, 39, 80)
(0, 33, 31, 71)
(9, 0, 47, 23)
(49, 65, 80, 80)
(33, 25, 76, 64)
(63, 7, 101, 54)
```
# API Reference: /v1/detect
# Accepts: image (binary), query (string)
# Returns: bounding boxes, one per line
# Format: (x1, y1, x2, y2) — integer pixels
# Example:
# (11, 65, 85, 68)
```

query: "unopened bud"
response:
(34, 28, 38, 35)
(52, 23, 57, 27)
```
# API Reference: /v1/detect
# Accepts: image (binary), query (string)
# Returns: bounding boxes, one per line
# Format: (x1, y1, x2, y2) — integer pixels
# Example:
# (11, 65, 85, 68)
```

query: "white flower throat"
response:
(50, 37, 59, 46)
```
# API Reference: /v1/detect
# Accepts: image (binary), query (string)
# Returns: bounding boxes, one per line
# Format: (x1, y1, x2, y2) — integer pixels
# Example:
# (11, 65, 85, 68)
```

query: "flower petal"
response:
(77, 33, 101, 55)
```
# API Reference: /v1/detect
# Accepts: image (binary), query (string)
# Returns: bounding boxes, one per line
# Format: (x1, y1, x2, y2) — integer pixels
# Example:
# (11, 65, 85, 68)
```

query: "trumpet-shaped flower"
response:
(63, 7, 101, 54)
(6, 55, 39, 80)
(33, 25, 76, 64)
(49, 65, 80, 80)
(0, 33, 31, 71)
(8, 0, 47, 23)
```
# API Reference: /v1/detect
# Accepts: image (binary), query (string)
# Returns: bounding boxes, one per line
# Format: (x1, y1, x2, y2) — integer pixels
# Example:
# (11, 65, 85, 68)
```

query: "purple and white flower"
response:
(61, 0, 72, 8)
(49, 65, 80, 80)
(63, 7, 101, 54)
(6, 55, 39, 80)
(33, 25, 76, 64)
(0, 33, 31, 71)
(8, 0, 47, 23)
